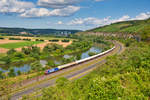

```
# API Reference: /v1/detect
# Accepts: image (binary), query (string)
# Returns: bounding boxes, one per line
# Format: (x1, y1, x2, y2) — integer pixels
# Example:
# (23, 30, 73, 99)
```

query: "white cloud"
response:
(37, 0, 81, 8)
(67, 12, 150, 27)
(0, 0, 80, 18)
(113, 15, 130, 22)
(132, 12, 150, 20)
(20, 6, 80, 17)
(68, 17, 103, 26)
(20, 8, 50, 17)
(49, 6, 80, 16)
(0, 0, 34, 13)
(68, 16, 115, 26)
(57, 21, 63, 25)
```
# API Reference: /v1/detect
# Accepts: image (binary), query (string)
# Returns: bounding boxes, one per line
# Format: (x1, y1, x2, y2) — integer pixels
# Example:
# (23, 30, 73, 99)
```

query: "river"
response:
(0, 46, 102, 75)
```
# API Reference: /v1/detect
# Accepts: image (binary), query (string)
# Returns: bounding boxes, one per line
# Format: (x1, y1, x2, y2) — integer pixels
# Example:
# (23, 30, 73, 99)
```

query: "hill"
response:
(89, 18, 150, 34)
(0, 27, 81, 36)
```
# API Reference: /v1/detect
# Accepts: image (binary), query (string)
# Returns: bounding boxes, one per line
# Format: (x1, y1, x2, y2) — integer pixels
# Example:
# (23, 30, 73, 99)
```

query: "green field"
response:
(0, 41, 43, 49)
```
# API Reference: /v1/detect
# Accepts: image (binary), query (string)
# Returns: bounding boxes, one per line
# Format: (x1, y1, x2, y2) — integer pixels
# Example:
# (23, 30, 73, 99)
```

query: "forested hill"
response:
(89, 18, 150, 34)
(0, 27, 81, 35)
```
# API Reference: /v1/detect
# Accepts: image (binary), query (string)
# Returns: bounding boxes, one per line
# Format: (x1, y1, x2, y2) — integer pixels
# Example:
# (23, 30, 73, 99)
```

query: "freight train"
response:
(45, 46, 116, 75)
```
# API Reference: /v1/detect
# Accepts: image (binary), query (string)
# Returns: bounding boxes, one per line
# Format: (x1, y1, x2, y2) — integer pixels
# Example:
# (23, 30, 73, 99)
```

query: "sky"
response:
(0, 0, 150, 30)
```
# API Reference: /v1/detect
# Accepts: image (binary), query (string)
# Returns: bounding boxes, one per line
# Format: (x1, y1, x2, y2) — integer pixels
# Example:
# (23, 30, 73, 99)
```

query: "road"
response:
(10, 42, 124, 100)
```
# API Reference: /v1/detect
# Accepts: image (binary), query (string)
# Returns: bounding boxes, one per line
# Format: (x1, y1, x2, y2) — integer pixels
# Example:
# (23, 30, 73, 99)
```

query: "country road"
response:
(10, 41, 124, 100)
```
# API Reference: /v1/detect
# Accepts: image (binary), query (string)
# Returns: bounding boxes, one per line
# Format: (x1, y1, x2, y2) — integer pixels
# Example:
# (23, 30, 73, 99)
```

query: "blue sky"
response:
(0, 0, 150, 30)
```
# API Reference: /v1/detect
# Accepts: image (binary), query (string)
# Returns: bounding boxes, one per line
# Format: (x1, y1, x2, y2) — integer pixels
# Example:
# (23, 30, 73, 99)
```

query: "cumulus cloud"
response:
(112, 15, 130, 22)
(57, 21, 63, 25)
(68, 17, 103, 26)
(132, 12, 150, 20)
(0, 0, 34, 13)
(0, 0, 80, 17)
(49, 6, 80, 16)
(20, 8, 50, 17)
(37, 0, 81, 8)
(20, 6, 80, 17)
(67, 12, 150, 27)
(68, 16, 115, 26)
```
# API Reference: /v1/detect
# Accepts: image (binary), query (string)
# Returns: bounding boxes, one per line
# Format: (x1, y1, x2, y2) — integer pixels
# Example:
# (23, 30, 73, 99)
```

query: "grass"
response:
(0, 41, 43, 49)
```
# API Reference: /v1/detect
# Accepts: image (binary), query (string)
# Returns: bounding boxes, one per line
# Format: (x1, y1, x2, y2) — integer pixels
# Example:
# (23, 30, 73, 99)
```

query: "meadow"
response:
(0, 41, 43, 49)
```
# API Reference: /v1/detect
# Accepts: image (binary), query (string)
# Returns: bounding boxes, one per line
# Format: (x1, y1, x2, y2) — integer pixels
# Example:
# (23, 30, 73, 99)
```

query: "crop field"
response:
(2, 36, 75, 41)
(0, 39, 24, 44)
(0, 36, 73, 53)
(35, 41, 72, 50)
(0, 41, 43, 49)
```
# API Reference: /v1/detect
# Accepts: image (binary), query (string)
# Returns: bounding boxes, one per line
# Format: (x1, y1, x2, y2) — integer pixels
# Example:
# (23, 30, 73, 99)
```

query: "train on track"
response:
(45, 46, 116, 75)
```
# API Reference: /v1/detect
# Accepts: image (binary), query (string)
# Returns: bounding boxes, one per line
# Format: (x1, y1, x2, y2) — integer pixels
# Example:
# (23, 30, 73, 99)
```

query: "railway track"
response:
(9, 41, 124, 100)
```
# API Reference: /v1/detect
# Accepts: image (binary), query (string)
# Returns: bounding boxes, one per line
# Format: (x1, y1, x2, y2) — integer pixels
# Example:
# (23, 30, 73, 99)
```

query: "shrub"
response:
(7, 49, 16, 55)
(22, 38, 31, 41)
(9, 38, 21, 40)
(35, 39, 44, 41)
(88, 52, 97, 56)
(8, 68, 16, 77)
(49, 39, 59, 42)
(61, 39, 70, 42)
(0, 37, 4, 40)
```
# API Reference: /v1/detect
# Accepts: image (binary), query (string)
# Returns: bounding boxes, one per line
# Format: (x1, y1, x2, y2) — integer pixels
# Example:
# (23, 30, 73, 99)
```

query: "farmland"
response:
(0, 36, 74, 53)
(0, 40, 24, 44)
(0, 41, 43, 49)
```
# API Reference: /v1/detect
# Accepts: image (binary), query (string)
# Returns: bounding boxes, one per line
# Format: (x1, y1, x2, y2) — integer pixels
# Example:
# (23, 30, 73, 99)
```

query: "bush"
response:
(0, 37, 4, 40)
(35, 39, 44, 41)
(22, 38, 31, 41)
(61, 39, 70, 42)
(56, 77, 69, 88)
(8, 68, 16, 77)
(47, 60, 55, 67)
(0, 71, 4, 79)
(17, 70, 21, 75)
(9, 38, 21, 40)
(88, 52, 97, 56)
(7, 49, 16, 55)
(30, 61, 42, 71)
(49, 39, 59, 42)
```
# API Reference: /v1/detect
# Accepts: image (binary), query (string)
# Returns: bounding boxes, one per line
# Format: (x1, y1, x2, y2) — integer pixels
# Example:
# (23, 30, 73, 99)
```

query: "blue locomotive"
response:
(45, 68, 59, 75)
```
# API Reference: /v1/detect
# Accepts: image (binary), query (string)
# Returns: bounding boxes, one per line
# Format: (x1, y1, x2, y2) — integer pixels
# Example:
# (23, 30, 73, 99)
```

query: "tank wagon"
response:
(45, 46, 116, 75)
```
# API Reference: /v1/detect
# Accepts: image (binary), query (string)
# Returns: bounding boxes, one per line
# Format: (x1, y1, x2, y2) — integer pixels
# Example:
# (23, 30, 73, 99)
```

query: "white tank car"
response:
(76, 46, 115, 64)
(58, 46, 115, 70)
(58, 62, 76, 69)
